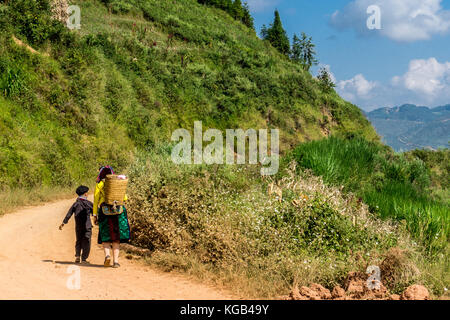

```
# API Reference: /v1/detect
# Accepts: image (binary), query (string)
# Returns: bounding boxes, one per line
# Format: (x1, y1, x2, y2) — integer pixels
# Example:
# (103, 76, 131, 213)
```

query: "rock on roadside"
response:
(401, 285, 430, 300)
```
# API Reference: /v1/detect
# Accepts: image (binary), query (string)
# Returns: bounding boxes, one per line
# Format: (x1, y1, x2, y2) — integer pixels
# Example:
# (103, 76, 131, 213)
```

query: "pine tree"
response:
(290, 32, 318, 71)
(317, 67, 335, 92)
(261, 10, 290, 56)
(290, 34, 302, 63)
(242, 2, 254, 30)
(232, 0, 244, 21)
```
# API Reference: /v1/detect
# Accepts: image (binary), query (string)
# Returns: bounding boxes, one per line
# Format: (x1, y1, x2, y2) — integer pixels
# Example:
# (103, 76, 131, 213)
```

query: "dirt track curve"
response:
(0, 197, 233, 300)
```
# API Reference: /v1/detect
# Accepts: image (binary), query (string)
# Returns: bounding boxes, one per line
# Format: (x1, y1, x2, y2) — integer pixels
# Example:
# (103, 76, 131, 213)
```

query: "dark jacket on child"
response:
(63, 197, 93, 260)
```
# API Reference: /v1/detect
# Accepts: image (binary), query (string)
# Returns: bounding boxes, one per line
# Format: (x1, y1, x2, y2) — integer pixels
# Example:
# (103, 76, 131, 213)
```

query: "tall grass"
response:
(0, 0, 378, 196)
(126, 147, 448, 297)
(291, 136, 449, 255)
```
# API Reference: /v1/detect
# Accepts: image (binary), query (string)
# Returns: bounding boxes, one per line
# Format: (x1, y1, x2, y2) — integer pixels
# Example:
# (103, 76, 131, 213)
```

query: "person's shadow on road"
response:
(42, 260, 106, 268)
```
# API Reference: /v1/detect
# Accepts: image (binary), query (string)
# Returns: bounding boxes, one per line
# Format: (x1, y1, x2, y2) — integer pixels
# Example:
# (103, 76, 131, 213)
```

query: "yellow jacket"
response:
(93, 181, 128, 216)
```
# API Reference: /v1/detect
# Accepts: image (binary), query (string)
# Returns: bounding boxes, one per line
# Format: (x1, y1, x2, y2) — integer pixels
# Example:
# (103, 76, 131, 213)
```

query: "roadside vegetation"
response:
(0, 0, 447, 299)
(126, 143, 448, 298)
(290, 137, 449, 256)
(405, 148, 449, 205)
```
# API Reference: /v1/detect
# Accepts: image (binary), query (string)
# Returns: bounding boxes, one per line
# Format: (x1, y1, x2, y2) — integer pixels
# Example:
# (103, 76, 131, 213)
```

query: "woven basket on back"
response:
(104, 174, 128, 205)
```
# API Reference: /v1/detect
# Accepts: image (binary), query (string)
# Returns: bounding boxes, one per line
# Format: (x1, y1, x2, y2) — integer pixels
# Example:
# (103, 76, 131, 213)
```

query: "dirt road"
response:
(0, 198, 233, 300)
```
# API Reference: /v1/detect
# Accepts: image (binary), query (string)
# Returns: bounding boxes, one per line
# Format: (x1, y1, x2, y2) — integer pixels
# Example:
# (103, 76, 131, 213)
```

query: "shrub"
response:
(0, 64, 29, 97)
(291, 136, 449, 255)
(126, 148, 409, 297)
(5, 0, 65, 46)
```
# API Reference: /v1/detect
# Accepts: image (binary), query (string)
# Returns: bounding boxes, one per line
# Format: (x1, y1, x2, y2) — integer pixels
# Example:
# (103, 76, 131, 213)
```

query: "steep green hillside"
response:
(0, 0, 377, 193)
(0, 1, 447, 298)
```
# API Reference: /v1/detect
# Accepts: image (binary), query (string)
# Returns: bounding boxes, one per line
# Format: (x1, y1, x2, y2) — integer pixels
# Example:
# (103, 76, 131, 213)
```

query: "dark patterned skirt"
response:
(97, 203, 131, 244)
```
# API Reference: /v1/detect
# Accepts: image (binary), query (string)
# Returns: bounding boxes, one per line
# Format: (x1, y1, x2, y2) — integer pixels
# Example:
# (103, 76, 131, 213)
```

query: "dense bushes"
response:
(197, 0, 254, 30)
(2, 0, 65, 46)
(124, 141, 448, 297)
(126, 147, 419, 297)
(405, 149, 450, 192)
(291, 136, 449, 254)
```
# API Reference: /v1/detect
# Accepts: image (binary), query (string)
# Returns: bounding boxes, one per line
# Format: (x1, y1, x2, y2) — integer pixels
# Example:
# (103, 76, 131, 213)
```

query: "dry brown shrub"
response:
(380, 247, 420, 292)
(50, 0, 69, 23)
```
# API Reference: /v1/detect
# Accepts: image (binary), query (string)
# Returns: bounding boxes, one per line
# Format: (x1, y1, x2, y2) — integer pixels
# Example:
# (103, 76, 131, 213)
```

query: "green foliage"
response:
(0, 9, 133, 189)
(1, 0, 65, 46)
(127, 148, 406, 297)
(291, 136, 449, 255)
(291, 32, 318, 71)
(198, 0, 254, 30)
(0, 63, 29, 97)
(79, 0, 376, 148)
(317, 67, 335, 93)
(231, 0, 243, 20)
(301, 197, 370, 254)
(108, 0, 133, 14)
(405, 149, 449, 191)
(0, 0, 376, 193)
(261, 10, 290, 56)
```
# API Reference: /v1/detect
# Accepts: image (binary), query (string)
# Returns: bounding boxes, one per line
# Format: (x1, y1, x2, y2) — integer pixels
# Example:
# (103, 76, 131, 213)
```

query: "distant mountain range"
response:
(366, 104, 450, 152)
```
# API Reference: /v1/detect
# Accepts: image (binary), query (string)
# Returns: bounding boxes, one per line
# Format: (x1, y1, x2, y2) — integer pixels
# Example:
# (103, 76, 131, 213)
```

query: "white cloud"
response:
(329, 58, 450, 111)
(330, 0, 450, 42)
(392, 58, 450, 97)
(337, 74, 377, 102)
(246, 0, 280, 13)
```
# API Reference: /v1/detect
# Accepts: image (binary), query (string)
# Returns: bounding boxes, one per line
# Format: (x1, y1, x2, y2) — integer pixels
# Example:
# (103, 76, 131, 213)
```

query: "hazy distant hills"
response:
(366, 104, 450, 151)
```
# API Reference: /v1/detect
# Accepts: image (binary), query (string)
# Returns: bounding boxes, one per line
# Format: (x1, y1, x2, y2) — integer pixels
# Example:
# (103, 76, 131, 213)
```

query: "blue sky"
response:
(246, 0, 450, 111)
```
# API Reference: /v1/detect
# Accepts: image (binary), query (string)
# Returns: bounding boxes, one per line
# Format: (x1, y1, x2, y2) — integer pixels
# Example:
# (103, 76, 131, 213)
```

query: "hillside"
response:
(0, 1, 448, 300)
(0, 0, 377, 194)
(367, 104, 450, 151)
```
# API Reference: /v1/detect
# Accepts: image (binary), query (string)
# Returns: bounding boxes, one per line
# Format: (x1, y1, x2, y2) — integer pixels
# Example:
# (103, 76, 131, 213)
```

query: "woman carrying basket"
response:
(93, 165, 131, 268)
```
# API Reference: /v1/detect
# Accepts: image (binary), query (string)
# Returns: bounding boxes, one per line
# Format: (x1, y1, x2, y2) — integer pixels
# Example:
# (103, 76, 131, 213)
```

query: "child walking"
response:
(59, 186, 93, 264)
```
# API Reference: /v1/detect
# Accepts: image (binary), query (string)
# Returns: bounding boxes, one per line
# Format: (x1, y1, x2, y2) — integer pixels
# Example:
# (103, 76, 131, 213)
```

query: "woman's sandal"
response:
(104, 256, 111, 267)
(112, 263, 120, 268)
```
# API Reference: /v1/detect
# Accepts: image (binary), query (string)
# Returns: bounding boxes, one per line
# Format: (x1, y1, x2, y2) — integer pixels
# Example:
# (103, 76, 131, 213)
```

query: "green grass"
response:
(126, 145, 449, 298)
(290, 136, 449, 255)
(0, 0, 377, 197)
(405, 149, 450, 203)
(1, 0, 447, 299)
